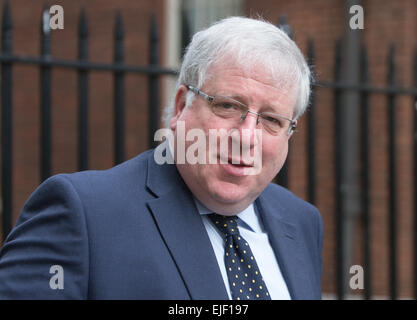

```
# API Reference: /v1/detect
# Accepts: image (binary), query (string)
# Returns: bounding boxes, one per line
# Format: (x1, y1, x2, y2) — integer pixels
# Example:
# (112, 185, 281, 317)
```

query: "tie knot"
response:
(209, 214, 240, 237)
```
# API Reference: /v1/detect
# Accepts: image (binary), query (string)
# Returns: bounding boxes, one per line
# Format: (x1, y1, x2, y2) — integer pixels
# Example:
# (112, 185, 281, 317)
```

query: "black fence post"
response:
(148, 15, 160, 149)
(114, 10, 125, 165)
(387, 45, 397, 300)
(180, 4, 191, 58)
(334, 39, 345, 300)
(1, 0, 13, 240)
(413, 48, 417, 300)
(78, 9, 89, 171)
(360, 44, 371, 300)
(307, 39, 316, 205)
(40, 6, 52, 182)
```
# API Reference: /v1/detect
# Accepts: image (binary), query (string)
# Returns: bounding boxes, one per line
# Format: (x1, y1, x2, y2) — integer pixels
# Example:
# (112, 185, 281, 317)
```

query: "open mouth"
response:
(227, 158, 253, 167)
(218, 153, 254, 167)
(216, 154, 260, 177)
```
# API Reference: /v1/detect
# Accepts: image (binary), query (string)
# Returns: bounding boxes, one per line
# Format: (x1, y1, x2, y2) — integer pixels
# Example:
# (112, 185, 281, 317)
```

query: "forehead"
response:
(203, 58, 297, 113)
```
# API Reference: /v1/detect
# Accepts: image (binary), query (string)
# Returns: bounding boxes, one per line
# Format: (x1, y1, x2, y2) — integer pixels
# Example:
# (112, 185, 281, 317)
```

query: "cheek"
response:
(262, 140, 289, 171)
(182, 106, 217, 135)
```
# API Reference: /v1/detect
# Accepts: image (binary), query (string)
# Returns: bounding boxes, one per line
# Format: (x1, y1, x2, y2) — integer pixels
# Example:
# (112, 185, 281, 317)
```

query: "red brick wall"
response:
(245, 0, 417, 298)
(2, 0, 166, 234)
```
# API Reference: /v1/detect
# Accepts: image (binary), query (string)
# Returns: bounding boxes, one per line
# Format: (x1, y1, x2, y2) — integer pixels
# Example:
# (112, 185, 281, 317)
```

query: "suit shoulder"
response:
(31, 149, 155, 214)
(59, 149, 153, 191)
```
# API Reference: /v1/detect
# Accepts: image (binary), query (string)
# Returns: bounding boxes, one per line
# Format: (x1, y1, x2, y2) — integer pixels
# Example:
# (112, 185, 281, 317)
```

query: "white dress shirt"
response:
(194, 197, 291, 300)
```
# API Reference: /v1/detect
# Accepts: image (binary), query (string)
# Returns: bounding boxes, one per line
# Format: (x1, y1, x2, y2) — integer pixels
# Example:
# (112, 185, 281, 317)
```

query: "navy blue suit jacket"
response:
(0, 149, 323, 299)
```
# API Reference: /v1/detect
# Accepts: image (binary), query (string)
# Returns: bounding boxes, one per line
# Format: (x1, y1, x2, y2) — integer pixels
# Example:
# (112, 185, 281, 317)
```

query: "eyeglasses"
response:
(186, 85, 296, 136)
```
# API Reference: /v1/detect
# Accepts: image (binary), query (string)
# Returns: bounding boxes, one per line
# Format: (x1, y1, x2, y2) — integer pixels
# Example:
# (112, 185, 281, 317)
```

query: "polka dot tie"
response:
(209, 214, 271, 300)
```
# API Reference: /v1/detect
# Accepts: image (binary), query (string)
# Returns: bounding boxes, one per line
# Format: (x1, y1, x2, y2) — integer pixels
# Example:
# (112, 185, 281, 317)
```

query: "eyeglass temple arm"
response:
(186, 85, 212, 102)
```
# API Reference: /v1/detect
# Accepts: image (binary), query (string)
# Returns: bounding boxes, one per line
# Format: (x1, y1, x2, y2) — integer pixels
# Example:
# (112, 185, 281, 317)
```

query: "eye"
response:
(217, 102, 236, 109)
(212, 97, 242, 110)
(263, 115, 284, 127)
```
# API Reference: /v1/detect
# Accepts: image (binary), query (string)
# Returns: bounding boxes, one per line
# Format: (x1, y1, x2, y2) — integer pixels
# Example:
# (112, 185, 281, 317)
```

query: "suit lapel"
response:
(145, 149, 228, 300)
(256, 195, 314, 300)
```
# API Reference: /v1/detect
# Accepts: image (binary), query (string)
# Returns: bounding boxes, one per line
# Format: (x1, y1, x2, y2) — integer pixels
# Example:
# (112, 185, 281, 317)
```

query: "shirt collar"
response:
(193, 197, 264, 233)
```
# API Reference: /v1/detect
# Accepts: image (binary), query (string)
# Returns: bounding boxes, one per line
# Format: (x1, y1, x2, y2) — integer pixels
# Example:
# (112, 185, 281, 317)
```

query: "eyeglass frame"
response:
(185, 85, 297, 136)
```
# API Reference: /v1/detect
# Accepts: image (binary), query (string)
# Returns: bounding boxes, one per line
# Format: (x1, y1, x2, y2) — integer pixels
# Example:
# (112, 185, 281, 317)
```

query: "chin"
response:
(209, 180, 252, 205)
(195, 176, 261, 215)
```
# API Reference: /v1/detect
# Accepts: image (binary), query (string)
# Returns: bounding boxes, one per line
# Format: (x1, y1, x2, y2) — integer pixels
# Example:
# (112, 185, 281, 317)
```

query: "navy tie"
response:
(209, 213, 271, 300)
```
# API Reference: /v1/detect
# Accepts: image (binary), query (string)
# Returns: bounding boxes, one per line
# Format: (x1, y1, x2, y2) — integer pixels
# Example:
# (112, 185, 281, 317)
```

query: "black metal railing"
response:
(333, 39, 345, 300)
(311, 40, 417, 299)
(1, 3, 417, 301)
(1, 0, 12, 244)
(359, 44, 371, 300)
(0, 3, 177, 239)
(414, 49, 417, 300)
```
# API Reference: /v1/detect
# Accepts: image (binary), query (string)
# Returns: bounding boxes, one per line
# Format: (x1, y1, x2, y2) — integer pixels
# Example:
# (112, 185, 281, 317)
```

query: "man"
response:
(0, 16, 323, 299)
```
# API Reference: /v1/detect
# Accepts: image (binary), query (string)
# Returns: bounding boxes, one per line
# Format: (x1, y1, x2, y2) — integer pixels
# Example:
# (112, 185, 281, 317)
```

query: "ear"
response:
(170, 85, 188, 131)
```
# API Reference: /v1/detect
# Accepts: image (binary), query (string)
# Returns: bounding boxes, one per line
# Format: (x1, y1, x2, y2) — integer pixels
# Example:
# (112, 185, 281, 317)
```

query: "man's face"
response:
(170, 60, 297, 215)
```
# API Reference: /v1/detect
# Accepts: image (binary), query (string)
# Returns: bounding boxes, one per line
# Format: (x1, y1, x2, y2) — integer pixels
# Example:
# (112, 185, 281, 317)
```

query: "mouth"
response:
(227, 157, 254, 167)
(221, 160, 253, 178)
(218, 154, 254, 167)
(214, 155, 255, 177)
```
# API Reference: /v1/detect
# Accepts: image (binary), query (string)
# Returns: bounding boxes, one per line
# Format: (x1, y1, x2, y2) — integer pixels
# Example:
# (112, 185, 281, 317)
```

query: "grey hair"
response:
(162, 16, 311, 128)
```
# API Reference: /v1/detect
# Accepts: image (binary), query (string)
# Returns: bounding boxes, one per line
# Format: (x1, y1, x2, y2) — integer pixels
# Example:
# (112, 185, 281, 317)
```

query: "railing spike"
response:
(2, 0, 12, 31)
(78, 8, 88, 39)
(114, 9, 124, 41)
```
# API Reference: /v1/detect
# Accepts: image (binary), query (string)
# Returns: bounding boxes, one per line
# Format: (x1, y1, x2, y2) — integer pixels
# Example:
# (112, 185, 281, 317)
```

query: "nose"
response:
(236, 110, 260, 149)
(244, 110, 260, 125)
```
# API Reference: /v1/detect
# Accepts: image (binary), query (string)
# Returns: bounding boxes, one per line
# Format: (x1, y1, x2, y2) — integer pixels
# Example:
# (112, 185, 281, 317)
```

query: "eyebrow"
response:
(217, 92, 291, 117)
(217, 93, 248, 104)
(262, 105, 283, 114)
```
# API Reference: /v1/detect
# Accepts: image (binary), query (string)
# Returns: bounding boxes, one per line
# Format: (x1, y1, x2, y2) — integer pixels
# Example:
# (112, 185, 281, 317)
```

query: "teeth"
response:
(226, 158, 251, 166)
(229, 161, 244, 166)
